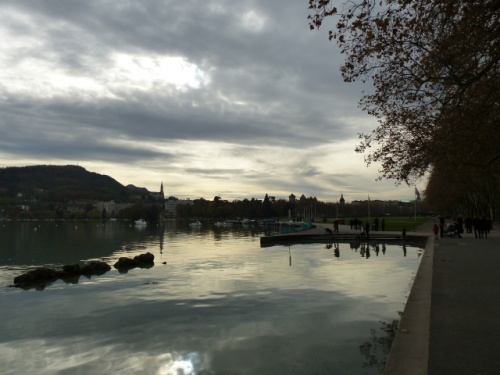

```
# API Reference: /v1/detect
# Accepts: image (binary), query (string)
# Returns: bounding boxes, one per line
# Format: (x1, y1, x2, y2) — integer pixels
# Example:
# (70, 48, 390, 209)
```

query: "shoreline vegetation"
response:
(0, 166, 431, 223)
(0, 216, 430, 232)
(3, 165, 493, 227)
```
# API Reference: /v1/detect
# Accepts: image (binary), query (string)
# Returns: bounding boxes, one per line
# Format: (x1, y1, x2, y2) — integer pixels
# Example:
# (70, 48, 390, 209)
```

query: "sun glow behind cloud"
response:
(110, 54, 210, 92)
(0, 34, 209, 99)
(240, 10, 267, 32)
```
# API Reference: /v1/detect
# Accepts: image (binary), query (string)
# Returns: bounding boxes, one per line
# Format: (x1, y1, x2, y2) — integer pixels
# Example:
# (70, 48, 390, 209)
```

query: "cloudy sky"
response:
(0, 0, 422, 202)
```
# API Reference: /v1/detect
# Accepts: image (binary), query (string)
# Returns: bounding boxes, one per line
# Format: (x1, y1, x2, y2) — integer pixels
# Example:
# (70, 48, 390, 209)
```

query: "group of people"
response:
(349, 217, 386, 232)
(432, 215, 492, 239)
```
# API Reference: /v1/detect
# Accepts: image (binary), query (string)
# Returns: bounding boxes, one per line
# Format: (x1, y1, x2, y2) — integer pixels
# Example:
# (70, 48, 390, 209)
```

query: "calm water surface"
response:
(0, 221, 424, 375)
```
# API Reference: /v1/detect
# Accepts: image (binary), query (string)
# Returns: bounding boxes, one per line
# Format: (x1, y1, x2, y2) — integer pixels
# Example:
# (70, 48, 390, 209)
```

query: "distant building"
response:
(149, 182, 165, 201)
(95, 201, 132, 217)
(165, 199, 194, 217)
(339, 194, 345, 204)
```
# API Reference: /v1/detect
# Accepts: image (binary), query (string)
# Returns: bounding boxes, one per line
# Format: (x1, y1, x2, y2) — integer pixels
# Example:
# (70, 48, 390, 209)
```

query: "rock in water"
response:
(81, 261, 112, 276)
(13, 267, 60, 286)
(114, 252, 155, 272)
(134, 252, 154, 264)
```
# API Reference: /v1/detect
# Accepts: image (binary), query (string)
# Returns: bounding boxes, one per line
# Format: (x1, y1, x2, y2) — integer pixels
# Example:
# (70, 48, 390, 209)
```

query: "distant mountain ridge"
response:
(0, 165, 150, 202)
(125, 184, 150, 194)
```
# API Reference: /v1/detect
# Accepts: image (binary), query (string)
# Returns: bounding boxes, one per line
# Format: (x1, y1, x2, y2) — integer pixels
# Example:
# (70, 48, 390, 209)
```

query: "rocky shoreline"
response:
(11, 252, 156, 290)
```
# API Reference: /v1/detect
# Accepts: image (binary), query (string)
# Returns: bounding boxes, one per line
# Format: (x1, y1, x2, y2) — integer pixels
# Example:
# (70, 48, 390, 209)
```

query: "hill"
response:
(0, 165, 133, 202)
(125, 184, 150, 195)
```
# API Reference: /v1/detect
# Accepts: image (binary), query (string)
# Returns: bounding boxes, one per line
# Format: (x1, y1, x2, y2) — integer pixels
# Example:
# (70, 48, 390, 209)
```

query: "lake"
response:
(0, 220, 424, 375)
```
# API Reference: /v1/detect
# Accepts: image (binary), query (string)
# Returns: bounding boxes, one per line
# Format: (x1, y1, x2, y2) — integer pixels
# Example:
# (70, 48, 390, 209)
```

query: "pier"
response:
(259, 223, 424, 247)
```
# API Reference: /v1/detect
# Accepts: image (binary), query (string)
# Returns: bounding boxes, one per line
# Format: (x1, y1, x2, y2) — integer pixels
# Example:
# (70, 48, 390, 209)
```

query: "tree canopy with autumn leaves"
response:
(308, 0, 499, 217)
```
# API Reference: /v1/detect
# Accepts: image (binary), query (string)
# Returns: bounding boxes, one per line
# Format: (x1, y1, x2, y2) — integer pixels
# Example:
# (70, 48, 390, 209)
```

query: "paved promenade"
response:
(384, 220, 500, 375)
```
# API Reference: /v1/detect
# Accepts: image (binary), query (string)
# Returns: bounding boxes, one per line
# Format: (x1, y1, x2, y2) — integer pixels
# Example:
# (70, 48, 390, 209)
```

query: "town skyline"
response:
(1, 164, 420, 205)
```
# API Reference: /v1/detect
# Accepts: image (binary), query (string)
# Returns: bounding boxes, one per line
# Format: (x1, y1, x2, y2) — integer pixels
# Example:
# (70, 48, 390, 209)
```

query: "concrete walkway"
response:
(384, 220, 500, 374)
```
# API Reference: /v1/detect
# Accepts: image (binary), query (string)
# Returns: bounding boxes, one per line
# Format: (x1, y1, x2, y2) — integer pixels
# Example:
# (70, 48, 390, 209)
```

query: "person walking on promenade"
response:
(481, 217, 488, 239)
(439, 216, 445, 238)
(333, 219, 339, 234)
(433, 223, 439, 239)
(454, 219, 463, 238)
(475, 217, 487, 238)
(381, 217, 386, 231)
(473, 216, 480, 238)
(465, 217, 473, 233)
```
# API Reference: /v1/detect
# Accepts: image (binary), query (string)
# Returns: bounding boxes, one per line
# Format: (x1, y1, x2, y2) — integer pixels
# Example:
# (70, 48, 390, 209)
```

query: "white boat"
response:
(189, 221, 202, 227)
(135, 219, 147, 225)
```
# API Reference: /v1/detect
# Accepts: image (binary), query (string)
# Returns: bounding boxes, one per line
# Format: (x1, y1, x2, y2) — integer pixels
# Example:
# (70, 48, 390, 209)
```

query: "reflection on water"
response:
(359, 320, 399, 373)
(0, 221, 423, 374)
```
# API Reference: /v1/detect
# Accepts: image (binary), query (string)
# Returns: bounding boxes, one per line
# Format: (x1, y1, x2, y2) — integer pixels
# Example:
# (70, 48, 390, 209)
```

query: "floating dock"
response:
(259, 224, 425, 247)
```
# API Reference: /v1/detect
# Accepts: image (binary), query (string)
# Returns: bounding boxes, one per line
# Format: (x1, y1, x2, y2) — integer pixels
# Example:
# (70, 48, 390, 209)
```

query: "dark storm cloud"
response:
(0, 126, 172, 164)
(0, 91, 326, 153)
